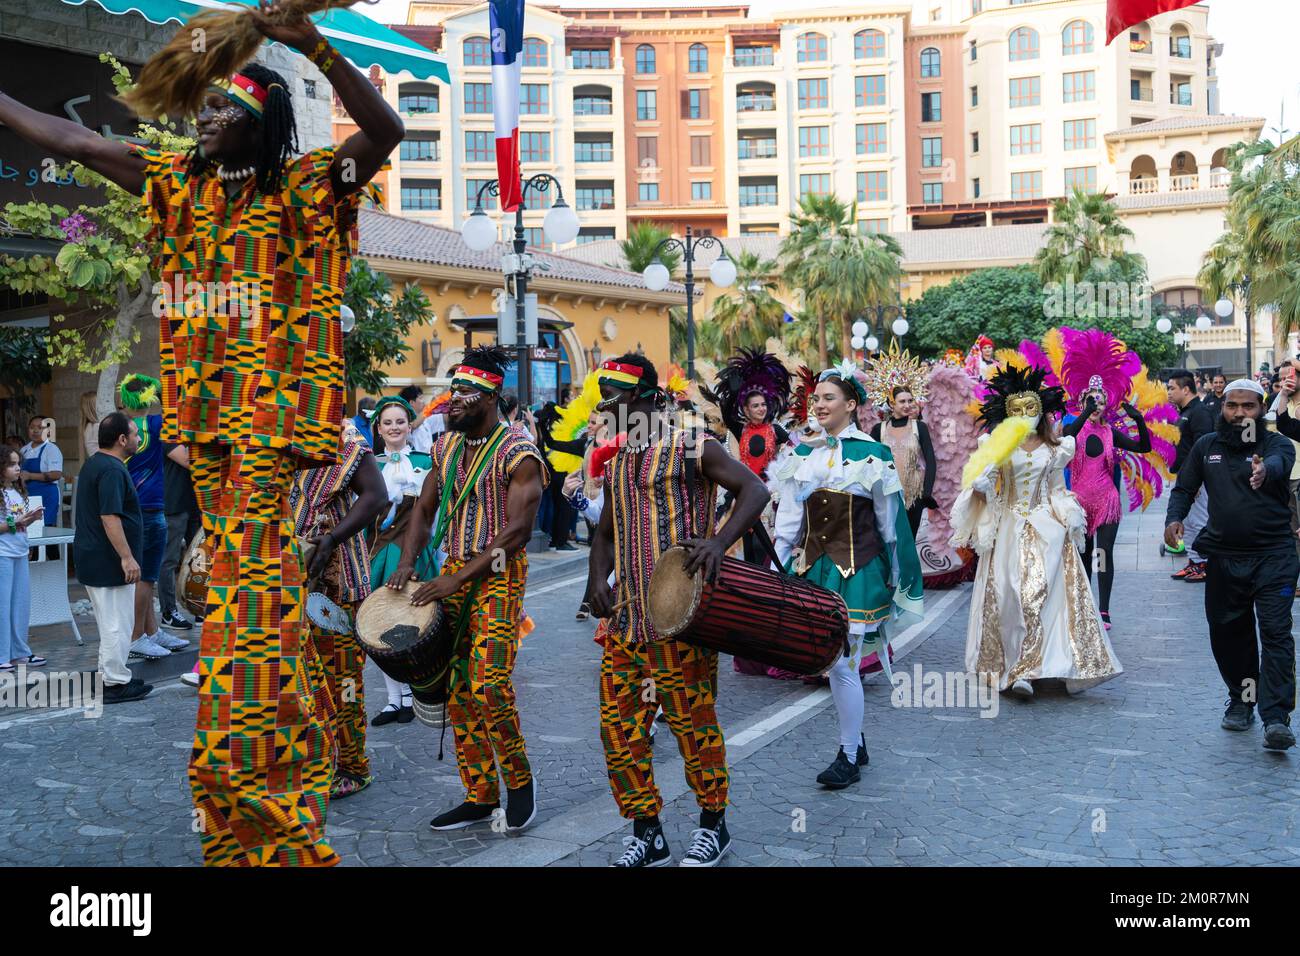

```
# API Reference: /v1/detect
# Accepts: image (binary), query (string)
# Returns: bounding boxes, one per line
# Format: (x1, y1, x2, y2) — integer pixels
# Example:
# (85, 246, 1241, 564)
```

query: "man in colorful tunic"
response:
(388, 346, 547, 833)
(0, 4, 404, 865)
(587, 354, 770, 867)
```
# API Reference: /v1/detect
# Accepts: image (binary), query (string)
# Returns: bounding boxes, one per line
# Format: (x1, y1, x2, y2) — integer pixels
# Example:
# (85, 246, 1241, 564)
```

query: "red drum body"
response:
(647, 546, 848, 675)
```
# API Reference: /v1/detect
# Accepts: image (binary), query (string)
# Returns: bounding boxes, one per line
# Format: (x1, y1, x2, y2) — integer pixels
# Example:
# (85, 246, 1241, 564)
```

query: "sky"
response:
(364, 0, 1300, 141)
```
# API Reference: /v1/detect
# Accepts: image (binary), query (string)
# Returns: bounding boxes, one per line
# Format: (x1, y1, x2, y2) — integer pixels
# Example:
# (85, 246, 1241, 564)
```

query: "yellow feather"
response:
(961, 417, 1034, 489)
(1042, 327, 1065, 380)
(547, 372, 603, 473)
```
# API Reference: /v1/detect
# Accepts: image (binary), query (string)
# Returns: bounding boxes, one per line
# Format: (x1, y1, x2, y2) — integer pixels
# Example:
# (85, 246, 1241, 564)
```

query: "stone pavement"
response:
(2, 505, 1298, 867)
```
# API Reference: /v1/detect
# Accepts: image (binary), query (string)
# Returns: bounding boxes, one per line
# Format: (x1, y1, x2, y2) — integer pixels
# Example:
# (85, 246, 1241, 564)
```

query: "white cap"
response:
(1224, 378, 1267, 398)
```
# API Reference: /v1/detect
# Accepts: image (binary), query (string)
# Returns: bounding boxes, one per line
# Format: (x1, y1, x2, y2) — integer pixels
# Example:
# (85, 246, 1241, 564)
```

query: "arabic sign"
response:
(0, 40, 143, 208)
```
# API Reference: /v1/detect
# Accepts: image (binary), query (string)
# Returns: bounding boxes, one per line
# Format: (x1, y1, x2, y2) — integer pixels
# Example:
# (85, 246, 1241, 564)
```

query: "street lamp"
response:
(461, 174, 581, 404)
(340, 303, 355, 335)
(641, 226, 735, 379)
(589, 339, 602, 371)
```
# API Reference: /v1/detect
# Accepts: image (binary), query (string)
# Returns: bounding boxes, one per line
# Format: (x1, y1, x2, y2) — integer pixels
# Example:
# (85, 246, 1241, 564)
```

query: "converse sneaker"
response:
(680, 819, 731, 867)
(429, 801, 499, 831)
(161, 612, 193, 631)
(1263, 723, 1296, 751)
(129, 635, 171, 660)
(816, 748, 861, 789)
(612, 823, 672, 868)
(505, 778, 537, 832)
(152, 630, 191, 651)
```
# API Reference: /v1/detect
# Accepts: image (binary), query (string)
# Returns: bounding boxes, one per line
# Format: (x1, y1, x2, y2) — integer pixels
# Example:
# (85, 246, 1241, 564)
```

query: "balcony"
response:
(733, 47, 776, 67)
(1170, 88, 1193, 107)
(1128, 39, 1152, 54)
(1170, 173, 1200, 191)
(738, 143, 778, 161)
(736, 93, 777, 113)
(1130, 177, 1159, 194)
(1131, 86, 1154, 102)
(569, 50, 613, 71)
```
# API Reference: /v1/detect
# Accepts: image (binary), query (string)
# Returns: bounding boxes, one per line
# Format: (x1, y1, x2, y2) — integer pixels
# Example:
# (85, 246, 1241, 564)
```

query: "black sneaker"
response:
(612, 822, 672, 868)
(553, 543, 578, 552)
(1263, 723, 1296, 751)
(430, 801, 499, 831)
(855, 736, 869, 768)
(506, 778, 537, 832)
(161, 612, 193, 631)
(103, 679, 152, 704)
(680, 819, 731, 867)
(1221, 699, 1255, 732)
(816, 748, 861, 789)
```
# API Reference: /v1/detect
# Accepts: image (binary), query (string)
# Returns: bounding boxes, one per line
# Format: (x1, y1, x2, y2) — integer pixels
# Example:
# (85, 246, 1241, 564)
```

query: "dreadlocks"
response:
(190, 62, 298, 195)
(463, 344, 514, 379)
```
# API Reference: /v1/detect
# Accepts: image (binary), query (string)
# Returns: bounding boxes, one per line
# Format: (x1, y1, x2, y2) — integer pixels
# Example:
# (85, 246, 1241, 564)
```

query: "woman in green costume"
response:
(770, 361, 923, 790)
(367, 395, 440, 725)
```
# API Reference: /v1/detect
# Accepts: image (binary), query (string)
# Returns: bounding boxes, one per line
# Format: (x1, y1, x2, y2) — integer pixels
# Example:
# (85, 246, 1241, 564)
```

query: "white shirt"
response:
(19, 441, 63, 476)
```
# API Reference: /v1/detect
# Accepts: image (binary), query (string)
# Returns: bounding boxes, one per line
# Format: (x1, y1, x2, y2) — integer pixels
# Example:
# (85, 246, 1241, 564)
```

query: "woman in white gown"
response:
(951, 365, 1121, 698)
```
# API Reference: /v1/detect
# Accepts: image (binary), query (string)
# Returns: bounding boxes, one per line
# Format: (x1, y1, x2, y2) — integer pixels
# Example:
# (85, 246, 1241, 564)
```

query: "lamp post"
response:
(461, 174, 581, 405)
(642, 225, 736, 380)
(1214, 276, 1253, 377)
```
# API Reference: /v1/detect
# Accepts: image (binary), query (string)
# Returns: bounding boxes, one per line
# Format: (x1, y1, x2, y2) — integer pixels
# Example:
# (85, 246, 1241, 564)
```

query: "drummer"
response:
(586, 354, 768, 868)
(387, 345, 547, 834)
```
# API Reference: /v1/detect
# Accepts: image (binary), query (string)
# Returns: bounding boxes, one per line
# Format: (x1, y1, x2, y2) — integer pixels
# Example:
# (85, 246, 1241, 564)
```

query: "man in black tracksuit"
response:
(1166, 381, 1297, 750)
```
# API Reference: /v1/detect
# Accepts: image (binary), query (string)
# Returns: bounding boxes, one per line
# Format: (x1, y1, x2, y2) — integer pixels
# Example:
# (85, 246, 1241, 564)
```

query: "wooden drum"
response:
(177, 531, 212, 620)
(355, 582, 454, 728)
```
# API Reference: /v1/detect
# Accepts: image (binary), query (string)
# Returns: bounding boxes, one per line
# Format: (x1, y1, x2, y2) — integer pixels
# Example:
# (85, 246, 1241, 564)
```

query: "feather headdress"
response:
(1058, 327, 1141, 414)
(863, 339, 928, 407)
(789, 365, 817, 425)
(547, 372, 602, 473)
(119, 373, 161, 410)
(975, 364, 1066, 429)
(712, 347, 792, 434)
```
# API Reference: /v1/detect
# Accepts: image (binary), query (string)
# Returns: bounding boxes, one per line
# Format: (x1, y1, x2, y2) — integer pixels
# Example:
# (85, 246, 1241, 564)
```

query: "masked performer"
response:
(367, 395, 438, 724)
(388, 346, 546, 834)
(865, 343, 937, 536)
(0, 1, 406, 864)
(587, 355, 769, 867)
(951, 366, 1122, 699)
(965, 335, 997, 381)
(289, 431, 387, 798)
(771, 361, 923, 788)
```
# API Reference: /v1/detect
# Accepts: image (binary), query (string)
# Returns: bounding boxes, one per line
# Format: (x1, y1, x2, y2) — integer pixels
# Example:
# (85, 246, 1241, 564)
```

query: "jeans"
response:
(140, 510, 167, 584)
(158, 511, 195, 618)
(0, 555, 31, 663)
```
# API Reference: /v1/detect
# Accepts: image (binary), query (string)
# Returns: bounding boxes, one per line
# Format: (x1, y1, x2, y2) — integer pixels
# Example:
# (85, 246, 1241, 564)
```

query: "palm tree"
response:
(1034, 189, 1144, 285)
(707, 251, 785, 354)
(613, 220, 682, 274)
(778, 194, 903, 367)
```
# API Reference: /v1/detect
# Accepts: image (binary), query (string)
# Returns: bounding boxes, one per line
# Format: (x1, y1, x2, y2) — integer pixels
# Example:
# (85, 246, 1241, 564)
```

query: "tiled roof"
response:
(1106, 114, 1266, 139)
(358, 209, 688, 294)
(1113, 187, 1230, 210)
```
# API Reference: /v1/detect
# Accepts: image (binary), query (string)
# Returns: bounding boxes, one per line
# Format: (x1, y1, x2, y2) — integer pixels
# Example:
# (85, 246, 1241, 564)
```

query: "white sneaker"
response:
(1010, 679, 1034, 699)
(152, 630, 190, 651)
(129, 635, 171, 659)
(180, 671, 200, 688)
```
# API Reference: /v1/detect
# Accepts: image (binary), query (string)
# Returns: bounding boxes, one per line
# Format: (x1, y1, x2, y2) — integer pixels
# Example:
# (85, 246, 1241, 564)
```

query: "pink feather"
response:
(1058, 327, 1141, 416)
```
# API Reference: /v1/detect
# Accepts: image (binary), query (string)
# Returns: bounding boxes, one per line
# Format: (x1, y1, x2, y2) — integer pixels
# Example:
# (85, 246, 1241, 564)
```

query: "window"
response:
(858, 219, 889, 234)
(858, 170, 888, 202)
(1064, 166, 1097, 192)
(399, 89, 439, 114)
(574, 90, 613, 115)
(691, 181, 712, 201)
(971, 131, 980, 153)
(523, 37, 548, 67)
(636, 45, 656, 74)
(464, 83, 492, 113)
(574, 135, 613, 163)
(1008, 27, 1039, 61)
(519, 132, 551, 163)
(690, 135, 711, 166)
(738, 133, 775, 160)
(921, 137, 943, 167)
(520, 84, 549, 115)
(685, 89, 709, 120)
(734, 45, 774, 67)
(970, 85, 979, 107)
(522, 188, 552, 211)
(854, 29, 885, 59)
(798, 126, 830, 157)
(1062, 19, 1093, 55)
(465, 178, 497, 210)
(923, 182, 943, 204)
(689, 43, 709, 73)
(520, 227, 548, 250)
(971, 0, 982, 11)
(464, 36, 490, 66)
(799, 173, 832, 198)
(1063, 70, 1096, 103)
(855, 75, 886, 107)
(1170, 33, 1191, 58)
(638, 182, 660, 202)
(737, 86, 776, 112)
(465, 131, 494, 162)
(1171, 80, 1192, 106)
(798, 78, 828, 110)
(1010, 170, 1043, 199)
(637, 136, 658, 168)
(856, 123, 886, 154)
(972, 177, 981, 198)
(572, 49, 611, 70)
(636, 89, 657, 120)
(1008, 76, 1041, 107)
(739, 177, 778, 206)
(921, 91, 941, 122)
(575, 182, 615, 211)
(1009, 123, 1041, 155)
(400, 134, 439, 162)
(920, 47, 940, 78)
(401, 179, 440, 210)
(798, 32, 828, 62)
(577, 227, 616, 245)
(969, 39, 978, 61)
(1063, 118, 1096, 151)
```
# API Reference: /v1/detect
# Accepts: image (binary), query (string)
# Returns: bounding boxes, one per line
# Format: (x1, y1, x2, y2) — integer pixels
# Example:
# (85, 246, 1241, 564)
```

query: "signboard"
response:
(496, 292, 538, 347)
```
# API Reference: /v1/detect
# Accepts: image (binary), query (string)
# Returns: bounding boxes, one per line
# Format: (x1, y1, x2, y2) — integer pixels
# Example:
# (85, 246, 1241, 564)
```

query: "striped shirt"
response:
(290, 439, 371, 605)
(431, 426, 547, 560)
(608, 426, 718, 644)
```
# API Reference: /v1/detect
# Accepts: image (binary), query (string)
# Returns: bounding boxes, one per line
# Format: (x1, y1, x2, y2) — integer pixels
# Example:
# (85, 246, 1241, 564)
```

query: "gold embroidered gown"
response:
(950, 436, 1122, 692)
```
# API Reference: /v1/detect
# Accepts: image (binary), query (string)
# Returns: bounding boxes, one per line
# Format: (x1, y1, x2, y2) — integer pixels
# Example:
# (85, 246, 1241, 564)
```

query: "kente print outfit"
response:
(289, 439, 372, 787)
(429, 425, 546, 805)
(133, 74, 375, 865)
(601, 426, 728, 819)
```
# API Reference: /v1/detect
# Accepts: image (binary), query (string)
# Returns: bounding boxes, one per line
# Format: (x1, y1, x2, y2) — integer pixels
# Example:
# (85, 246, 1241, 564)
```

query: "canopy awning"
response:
(61, 0, 449, 83)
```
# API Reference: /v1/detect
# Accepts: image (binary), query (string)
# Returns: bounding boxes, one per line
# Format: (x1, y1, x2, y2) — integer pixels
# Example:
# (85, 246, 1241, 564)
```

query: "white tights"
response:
(829, 623, 870, 751)
(383, 673, 411, 708)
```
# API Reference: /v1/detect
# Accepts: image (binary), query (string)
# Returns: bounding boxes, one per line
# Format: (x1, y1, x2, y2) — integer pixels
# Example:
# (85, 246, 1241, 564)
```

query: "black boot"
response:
(816, 747, 861, 789)
(855, 734, 869, 768)
(505, 777, 538, 832)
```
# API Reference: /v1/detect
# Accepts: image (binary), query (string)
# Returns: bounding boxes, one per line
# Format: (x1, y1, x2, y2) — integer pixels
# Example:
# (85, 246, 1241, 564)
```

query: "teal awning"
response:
(61, 0, 449, 83)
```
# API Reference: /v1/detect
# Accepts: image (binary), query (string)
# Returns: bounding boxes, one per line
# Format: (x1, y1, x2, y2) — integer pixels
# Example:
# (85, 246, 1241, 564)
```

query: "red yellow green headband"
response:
(452, 364, 504, 393)
(212, 73, 273, 119)
(598, 360, 642, 390)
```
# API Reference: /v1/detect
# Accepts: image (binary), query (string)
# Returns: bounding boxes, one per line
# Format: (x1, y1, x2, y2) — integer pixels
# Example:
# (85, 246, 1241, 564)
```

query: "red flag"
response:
(1106, 0, 1200, 43)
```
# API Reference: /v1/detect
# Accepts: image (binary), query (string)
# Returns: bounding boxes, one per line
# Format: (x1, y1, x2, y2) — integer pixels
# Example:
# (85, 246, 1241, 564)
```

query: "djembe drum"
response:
(177, 531, 213, 620)
(355, 582, 454, 728)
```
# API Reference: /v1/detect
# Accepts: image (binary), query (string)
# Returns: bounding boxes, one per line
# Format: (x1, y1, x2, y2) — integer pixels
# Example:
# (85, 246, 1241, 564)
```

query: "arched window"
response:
(854, 28, 885, 59)
(689, 43, 708, 73)
(1062, 20, 1094, 55)
(920, 46, 940, 77)
(635, 44, 656, 74)
(797, 32, 828, 62)
(1008, 27, 1039, 61)
(522, 37, 548, 67)
(464, 36, 491, 66)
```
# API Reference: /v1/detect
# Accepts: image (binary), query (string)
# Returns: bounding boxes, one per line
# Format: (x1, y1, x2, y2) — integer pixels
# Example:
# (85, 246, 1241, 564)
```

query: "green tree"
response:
(706, 250, 785, 354)
(1035, 189, 1145, 285)
(341, 259, 434, 394)
(614, 220, 681, 274)
(0, 326, 53, 434)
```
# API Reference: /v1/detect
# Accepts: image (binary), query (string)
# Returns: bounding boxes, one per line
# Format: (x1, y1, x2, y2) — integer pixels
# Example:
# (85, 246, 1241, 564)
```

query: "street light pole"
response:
(641, 226, 735, 380)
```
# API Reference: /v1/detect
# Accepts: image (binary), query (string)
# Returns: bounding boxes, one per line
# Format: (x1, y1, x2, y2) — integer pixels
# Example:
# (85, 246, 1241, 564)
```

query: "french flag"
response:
(490, 0, 525, 211)
(1105, 0, 1200, 43)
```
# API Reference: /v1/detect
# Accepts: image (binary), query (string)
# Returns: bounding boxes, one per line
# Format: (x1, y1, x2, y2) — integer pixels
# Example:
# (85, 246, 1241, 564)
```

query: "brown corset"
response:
(798, 489, 881, 576)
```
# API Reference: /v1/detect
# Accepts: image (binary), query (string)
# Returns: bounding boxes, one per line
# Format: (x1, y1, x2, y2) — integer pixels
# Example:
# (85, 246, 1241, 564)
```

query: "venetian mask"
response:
(1005, 391, 1043, 426)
